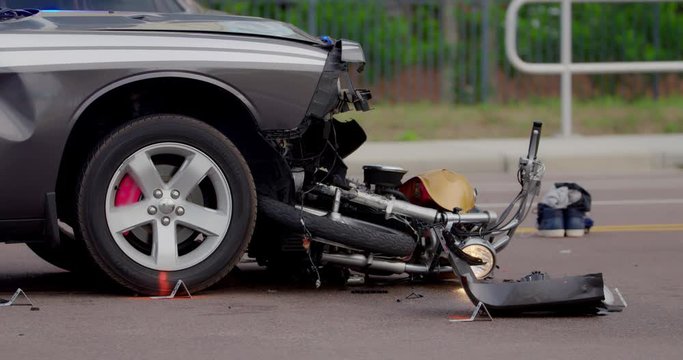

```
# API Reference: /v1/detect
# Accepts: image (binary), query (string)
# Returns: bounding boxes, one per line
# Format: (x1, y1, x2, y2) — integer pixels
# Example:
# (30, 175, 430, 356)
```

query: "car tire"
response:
(77, 114, 256, 295)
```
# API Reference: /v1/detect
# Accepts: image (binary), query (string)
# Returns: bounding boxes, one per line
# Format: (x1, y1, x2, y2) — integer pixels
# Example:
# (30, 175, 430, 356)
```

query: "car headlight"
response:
(461, 238, 496, 280)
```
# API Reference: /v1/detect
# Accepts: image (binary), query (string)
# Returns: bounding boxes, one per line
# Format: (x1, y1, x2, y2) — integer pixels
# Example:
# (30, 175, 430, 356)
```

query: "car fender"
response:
(69, 70, 262, 130)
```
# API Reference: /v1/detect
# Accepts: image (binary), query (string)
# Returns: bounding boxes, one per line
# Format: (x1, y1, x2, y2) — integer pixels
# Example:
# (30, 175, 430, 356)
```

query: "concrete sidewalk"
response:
(345, 134, 683, 176)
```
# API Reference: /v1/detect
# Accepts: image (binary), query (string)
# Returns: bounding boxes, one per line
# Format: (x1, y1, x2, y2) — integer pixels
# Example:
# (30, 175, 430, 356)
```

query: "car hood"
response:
(1, 10, 324, 44)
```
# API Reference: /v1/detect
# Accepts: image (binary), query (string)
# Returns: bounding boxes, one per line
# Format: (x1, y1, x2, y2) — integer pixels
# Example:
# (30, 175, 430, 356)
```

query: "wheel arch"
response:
(57, 72, 293, 223)
(68, 71, 263, 128)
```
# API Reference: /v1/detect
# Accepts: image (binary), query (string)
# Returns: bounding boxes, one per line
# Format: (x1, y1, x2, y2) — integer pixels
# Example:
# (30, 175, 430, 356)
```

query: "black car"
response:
(0, 0, 206, 13)
(1, 8, 368, 294)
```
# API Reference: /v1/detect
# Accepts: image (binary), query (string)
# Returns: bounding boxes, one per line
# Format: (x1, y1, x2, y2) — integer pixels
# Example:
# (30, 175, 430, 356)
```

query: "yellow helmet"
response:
(400, 169, 476, 212)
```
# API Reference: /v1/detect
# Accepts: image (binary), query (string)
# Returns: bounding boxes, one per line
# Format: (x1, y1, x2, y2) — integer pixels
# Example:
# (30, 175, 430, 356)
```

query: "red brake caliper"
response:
(114, 174, 143, 235)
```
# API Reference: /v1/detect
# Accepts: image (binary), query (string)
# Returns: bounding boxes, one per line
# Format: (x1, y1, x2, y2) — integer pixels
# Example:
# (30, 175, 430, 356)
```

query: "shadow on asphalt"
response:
(0, 263, 347, 295)
(0, 272, 127, 295)
(0, 263, 602, 319)
(0, 262, 438, 296)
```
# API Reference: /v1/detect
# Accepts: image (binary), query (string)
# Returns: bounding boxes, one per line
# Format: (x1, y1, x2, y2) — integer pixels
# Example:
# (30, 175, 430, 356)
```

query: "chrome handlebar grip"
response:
(527, 121, 543, 161)
(442, 211, 498, 225)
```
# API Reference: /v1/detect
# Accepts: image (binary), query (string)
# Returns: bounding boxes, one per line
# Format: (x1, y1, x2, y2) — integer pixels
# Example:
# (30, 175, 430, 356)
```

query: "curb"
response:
(345, 134, 683, 176)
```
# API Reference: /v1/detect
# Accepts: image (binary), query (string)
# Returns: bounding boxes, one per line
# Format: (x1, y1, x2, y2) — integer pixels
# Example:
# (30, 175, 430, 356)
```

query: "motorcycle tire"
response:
(258, 195, 416, 257)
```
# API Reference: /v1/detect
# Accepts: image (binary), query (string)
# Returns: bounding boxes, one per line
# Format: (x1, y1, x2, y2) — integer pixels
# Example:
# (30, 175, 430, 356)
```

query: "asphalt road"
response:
(1, 169, 682, 359)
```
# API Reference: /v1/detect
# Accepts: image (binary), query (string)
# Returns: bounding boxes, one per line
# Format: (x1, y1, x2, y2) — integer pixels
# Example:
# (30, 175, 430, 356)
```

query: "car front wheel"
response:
(77, 114, 256, 295)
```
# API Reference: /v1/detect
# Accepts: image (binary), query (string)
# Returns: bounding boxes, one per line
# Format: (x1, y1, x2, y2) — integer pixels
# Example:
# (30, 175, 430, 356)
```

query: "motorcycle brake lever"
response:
(440, 230, 485, 266)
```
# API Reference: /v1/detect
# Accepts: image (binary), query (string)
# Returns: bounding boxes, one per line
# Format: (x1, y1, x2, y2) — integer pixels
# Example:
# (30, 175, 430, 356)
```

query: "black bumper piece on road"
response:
(448, 251, 613, 315)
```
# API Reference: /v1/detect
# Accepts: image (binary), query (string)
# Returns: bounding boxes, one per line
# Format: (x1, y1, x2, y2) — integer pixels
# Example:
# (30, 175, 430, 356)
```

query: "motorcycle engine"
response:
(362, 165, 408, 199)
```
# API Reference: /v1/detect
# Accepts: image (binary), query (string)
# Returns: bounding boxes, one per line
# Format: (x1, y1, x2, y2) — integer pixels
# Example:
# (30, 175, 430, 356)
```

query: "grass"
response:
(335, 96, 683, 141)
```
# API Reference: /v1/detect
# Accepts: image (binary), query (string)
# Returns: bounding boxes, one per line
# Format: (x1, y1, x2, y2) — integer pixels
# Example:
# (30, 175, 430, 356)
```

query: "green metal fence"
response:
(202, 0, 683, 104)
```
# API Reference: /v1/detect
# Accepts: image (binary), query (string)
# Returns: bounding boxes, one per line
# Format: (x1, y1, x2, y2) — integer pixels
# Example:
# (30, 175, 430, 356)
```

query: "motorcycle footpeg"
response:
(447, 252, 614, 315)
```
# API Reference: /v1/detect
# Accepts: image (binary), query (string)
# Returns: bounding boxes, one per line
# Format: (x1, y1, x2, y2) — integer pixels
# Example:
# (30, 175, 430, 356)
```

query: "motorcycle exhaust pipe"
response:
(321, 253, 452, 274)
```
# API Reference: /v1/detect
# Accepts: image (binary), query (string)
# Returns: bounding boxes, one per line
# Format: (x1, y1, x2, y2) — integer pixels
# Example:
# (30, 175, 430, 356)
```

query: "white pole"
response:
(505, 0, 683, 137)
(561, 0, 572, 137)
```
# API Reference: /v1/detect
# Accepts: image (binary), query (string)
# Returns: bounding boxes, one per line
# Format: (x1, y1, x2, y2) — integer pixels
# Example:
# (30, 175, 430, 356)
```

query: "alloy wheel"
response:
(104, 142, 232, 271)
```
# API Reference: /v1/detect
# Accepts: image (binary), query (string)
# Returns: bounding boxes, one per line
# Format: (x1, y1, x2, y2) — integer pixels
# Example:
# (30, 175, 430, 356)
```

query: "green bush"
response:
(200, 1, 683, 103)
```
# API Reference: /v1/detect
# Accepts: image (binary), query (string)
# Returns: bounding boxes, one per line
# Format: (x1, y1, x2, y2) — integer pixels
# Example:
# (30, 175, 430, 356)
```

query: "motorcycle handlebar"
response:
(526, 121, 543, 160)
(315, 183, 498, 226)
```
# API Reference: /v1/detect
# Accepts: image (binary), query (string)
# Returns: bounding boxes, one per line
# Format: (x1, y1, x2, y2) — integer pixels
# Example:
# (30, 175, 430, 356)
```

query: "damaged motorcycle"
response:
(253, 70, 622, 317)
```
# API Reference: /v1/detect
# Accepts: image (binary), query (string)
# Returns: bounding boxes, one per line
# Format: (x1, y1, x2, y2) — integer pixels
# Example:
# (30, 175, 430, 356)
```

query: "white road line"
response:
(590, 199, 683, 206)
(517, 224, 683, 234)
(477, 198, 683, 208)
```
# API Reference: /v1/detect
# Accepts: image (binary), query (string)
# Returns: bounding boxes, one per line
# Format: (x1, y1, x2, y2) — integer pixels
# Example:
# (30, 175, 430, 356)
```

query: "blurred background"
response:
(4, 0, 682, 139)
(201, 0, 683, 140)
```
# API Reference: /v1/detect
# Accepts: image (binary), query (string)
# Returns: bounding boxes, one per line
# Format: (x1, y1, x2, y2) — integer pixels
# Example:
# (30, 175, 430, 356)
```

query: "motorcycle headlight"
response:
(461, 239, 496, 280)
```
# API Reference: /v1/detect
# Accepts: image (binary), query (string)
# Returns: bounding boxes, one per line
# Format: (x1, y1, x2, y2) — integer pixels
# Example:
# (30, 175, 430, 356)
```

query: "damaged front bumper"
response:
(445, 245, 625, 315)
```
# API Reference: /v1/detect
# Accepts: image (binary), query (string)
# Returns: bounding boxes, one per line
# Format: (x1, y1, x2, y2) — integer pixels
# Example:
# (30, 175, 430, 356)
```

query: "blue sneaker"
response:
(564, 207, 586, 237)
(584, 217, 594, 234)
(537, 203, 565, 237)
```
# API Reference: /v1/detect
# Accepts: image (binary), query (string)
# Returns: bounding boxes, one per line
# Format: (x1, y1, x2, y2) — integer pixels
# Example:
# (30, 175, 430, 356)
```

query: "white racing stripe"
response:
(0, 33, 329, 59)
(0, 49, 325, 69)
(0, 33, 327, 70)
